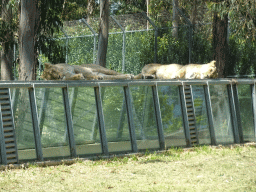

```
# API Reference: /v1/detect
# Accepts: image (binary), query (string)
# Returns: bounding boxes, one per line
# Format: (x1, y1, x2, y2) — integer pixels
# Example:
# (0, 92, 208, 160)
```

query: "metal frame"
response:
(203, 84, 216, 145)
(179, 84, 192, 147)
(0, 78, 254, 164)
(28, 87, 43, 161)
(227, 84, 240, 143)
(152, 84, 165, 150)
(0, 105, 7, 165)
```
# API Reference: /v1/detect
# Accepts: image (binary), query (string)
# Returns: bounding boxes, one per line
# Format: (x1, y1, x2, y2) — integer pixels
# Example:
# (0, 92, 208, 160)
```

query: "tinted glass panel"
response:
(12, 88, 36, 160)
(192, 86, 211, 145)
(101, 87, 132, 152)
(210, 85, 234, 144)
(130, 86, 160, 150)
(69, 87, 102, 156)
(36, 88, 70, 158)
(238, 85, 255, 142)
(157, 86, 186, 147)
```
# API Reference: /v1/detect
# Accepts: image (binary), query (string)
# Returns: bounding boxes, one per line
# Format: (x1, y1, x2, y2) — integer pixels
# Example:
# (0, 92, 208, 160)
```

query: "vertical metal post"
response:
(0, 105, 7, 165)
(203, 84, 217, 145)
(110, 15, 126, 72)
(174, 6, 193, 63)
(251, 83, 256, 139)
(62, 87, 77, 158)
(232, 84, 244, 143)
(141, 12, 158, 63)
(60, 26, 69, 64)
(152, 85, 165, 150)
(116, 98, 126, 139)
(28, 87, 43, 161)
(82, 18, 98, 64)
(123, 86, 138, 152)
(8, 88, 19, 163)
(227, 84, 240, 144)
(94, 86, 109, 155)
(38, 88, 50, 135)
(179, 85, 191, 147)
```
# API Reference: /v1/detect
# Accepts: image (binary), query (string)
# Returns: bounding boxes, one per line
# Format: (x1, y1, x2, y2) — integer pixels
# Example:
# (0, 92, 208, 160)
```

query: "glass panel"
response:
(35, 88, 70, 158)
(192, 86, 211, 145)
(157, 86, 186, 147)
(101, 87, 132, 153)
(12, 88, 36, 160)
(238, 85, 255, 142)
(130, 86, 160, 150)
(210, 85, 234, 144)
(68, 87, 102, 156)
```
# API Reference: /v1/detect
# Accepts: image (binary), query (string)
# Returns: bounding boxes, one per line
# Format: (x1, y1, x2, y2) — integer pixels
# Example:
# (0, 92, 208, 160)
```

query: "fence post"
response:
(60, 27, 69, 64)
(81, 18, 98, 64)
(110, 15, 126, 72)
(174, 6, 193, 63)
(142, 12, 158, 63)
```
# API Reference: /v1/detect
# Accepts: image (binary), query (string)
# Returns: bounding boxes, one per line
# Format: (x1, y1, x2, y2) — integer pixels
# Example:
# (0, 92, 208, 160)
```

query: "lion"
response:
(179, 60, 218, 79)
(134, 60, 217, 79)
(41, 63, 134, 80)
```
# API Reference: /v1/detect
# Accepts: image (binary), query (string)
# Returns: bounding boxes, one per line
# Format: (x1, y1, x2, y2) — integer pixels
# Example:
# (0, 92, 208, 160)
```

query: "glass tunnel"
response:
(0, 79, 255, 164)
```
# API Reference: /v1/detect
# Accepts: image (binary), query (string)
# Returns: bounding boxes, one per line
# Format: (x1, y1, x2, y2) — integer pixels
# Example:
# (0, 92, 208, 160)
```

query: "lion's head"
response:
(41, 63, 64, 80)
(203, 60, 218, 79)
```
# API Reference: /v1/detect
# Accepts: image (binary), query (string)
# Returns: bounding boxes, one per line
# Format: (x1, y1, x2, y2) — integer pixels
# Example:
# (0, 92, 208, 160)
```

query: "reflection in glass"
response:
(35, 88, 70, 158)
(157, 86, 186, 147)
(238, 85, 255, 142)
(68, 87, 102, 156)
(210, 85, 234, 144)
(130, 86, 160, 150)
(101, 87, 132, 152)
(192, 86, 211, 145)
(11, 88, 36, 160)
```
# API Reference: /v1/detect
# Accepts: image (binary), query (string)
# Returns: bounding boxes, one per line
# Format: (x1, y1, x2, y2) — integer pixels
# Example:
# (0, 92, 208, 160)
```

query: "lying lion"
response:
(41, 63, 134, 80)
(134, 60, 217, 79)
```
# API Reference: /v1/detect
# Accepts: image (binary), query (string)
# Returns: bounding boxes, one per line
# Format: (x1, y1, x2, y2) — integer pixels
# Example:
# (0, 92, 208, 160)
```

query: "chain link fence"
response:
(39, 12, 214, 76)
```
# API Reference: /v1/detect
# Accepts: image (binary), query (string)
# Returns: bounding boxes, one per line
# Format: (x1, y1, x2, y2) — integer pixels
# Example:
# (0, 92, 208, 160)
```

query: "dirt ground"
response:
(0, 144, 256, 192)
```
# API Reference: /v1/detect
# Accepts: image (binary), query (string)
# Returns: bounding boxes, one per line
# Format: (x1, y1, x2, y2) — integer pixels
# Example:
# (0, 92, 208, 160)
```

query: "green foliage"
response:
(117, 0, 147, 14)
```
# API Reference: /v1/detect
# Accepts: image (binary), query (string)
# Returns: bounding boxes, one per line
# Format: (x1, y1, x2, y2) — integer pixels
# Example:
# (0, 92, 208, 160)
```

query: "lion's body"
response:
(134, 60, 217, 80)
(41, 63, 133, 80)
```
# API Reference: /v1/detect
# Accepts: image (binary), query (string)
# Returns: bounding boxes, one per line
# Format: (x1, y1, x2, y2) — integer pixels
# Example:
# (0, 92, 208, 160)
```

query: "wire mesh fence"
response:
(39, 12, 214, 76)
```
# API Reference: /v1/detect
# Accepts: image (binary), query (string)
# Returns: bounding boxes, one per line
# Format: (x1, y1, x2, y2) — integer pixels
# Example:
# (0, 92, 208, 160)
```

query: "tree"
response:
(96, 0, 109, 67)
(212, 3, 229, 78)
(19, 0, 65, 80)
(172, 0, 180, 39)
(0, 0, 17, 80)
(19, 0, 38, 81)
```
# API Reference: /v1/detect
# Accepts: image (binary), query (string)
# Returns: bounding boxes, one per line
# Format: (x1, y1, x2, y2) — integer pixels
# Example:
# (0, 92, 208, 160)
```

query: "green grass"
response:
(1, 144, 256, 191)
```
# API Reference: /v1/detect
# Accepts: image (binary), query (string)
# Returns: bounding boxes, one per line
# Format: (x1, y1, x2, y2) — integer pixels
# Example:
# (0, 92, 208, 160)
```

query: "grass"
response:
(1, 144, 256, 192)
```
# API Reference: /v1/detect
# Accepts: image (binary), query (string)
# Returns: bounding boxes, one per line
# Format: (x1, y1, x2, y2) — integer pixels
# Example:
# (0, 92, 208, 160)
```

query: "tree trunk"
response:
(19, 0, 37, 81)
(87, 0, 94, 23)
(172, 0, 180, 39)
(191, 0, 197, 26)
(96, 0, 109, 67)
(212, 12, 229, 78)
(1, 0, 14, 80)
